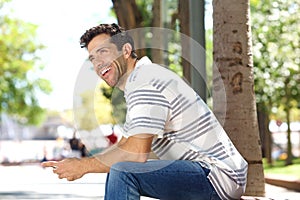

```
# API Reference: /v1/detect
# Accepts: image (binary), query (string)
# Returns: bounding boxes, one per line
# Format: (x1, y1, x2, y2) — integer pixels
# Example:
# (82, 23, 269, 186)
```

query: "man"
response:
(42, 23, 248, 200)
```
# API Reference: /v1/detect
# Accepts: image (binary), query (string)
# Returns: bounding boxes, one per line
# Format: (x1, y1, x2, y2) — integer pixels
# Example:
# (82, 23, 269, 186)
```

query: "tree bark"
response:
(283, 79, 293, 166)
(285, 106, 293, 165)
(257, 110, 273, 165)
(151, 0, 164, 64)
(213, 0, 265, 196)
(178, 0, 191, 84)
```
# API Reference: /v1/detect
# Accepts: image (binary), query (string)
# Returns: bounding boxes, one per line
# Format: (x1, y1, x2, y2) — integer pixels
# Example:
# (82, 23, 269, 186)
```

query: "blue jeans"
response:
(104, 160, 221, 200)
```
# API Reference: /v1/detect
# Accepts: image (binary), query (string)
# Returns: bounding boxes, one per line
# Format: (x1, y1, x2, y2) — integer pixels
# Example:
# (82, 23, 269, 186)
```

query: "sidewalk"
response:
(264, 183, 300, 200)
(0, 164, 299, 200)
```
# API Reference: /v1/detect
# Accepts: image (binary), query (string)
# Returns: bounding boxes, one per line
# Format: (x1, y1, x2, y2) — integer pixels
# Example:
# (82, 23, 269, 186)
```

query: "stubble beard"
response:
(114, 59, 128, 90)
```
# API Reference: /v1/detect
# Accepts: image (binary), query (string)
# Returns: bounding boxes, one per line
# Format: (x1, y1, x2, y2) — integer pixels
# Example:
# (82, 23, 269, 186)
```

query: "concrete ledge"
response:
(240, 196, 272, 200)
(265, 175, 300, 192)
(141, 196, 272, 200)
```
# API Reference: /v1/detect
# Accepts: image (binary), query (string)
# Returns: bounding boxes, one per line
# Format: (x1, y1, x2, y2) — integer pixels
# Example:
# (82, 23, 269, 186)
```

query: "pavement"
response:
(0, 164, 299, 200)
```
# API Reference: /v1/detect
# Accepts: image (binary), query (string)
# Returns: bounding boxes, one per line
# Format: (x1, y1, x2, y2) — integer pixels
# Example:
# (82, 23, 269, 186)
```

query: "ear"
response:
(122, 43, 133, 59)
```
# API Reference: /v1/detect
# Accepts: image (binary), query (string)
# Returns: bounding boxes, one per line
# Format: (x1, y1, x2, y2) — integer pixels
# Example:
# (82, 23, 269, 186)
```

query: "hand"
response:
(41, 158, 86, 181)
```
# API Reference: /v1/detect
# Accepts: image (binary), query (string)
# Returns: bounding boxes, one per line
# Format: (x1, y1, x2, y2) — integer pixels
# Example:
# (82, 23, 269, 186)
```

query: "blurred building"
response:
(0, 114, 72, 140)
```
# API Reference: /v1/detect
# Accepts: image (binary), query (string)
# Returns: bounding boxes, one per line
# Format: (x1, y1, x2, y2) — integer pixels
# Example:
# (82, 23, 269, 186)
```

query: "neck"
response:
(128, 57, 138, 71)
(116, 57, 138, 91)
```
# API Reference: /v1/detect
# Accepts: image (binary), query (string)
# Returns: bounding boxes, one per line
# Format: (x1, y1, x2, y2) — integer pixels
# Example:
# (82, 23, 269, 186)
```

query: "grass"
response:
(263, 158, 300, 180)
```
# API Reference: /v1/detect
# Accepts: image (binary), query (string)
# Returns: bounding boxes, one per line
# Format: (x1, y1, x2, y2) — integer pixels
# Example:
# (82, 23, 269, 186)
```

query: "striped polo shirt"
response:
(123, 57, 248, 200)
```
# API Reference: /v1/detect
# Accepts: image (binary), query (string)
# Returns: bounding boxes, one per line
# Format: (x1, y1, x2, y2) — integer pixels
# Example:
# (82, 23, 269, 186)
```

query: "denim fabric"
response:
(104, 160, 221, 200)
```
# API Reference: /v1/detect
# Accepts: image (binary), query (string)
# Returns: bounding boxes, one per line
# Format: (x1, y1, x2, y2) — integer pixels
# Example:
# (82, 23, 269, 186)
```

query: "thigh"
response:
(111, 160, 218, 200)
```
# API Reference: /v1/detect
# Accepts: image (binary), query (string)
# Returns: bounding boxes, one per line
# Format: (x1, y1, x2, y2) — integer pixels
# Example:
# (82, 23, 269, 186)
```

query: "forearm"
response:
(84, 135, 153, 173)
(82, 156, 110, 173)
(98, 143, 149, 171)
(82, 142, 123, 173)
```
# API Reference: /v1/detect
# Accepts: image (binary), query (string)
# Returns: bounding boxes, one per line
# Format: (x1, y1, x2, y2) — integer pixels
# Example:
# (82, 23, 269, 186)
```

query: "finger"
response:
(58, 173, 69, 180)
(41, 161, 58, 168)
(67, 177, 75, 181)
(58, 174, 64, 179)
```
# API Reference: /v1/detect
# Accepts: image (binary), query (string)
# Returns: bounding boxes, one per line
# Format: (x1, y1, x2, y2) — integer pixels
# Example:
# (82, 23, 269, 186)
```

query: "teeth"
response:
(101, 67, 110, 75)
(97, 63, 109, 70)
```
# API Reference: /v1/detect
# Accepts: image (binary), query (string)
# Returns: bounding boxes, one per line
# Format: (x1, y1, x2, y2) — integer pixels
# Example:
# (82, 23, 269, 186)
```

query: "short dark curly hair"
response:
(80, 23, 137, 58)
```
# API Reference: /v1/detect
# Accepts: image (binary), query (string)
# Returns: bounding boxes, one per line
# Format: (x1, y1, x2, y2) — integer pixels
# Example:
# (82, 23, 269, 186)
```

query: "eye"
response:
(89, 56, 94, 62)
(101, 49, 109, 54)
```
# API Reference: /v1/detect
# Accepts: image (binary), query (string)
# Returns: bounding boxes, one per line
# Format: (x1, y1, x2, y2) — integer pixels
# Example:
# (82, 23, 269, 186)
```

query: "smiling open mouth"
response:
(100, 67, 111, 76)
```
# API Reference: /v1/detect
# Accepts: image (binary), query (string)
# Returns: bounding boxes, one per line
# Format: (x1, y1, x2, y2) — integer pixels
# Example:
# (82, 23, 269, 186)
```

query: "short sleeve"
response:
(123, 84, 170, 137)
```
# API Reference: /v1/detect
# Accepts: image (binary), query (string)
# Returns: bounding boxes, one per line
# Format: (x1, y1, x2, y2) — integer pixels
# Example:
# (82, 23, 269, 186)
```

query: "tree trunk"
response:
(283, 79, 293, 166)
(285, 107, 293, 165)
(151, 0, 164, 64)
(111, 0, 146, 57)
(112, 0, 142, 29)
(212, 0, 265, 196)
(257, 110, 273, 165)
(178, 0, 191, 84)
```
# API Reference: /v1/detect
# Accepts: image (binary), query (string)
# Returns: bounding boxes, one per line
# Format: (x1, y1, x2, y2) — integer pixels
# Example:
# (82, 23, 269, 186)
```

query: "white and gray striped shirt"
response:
(123, 57, 248, 200)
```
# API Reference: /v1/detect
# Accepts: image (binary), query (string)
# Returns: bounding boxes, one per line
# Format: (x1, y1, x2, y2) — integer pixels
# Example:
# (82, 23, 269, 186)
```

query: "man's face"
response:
(87, 34, 126, 87)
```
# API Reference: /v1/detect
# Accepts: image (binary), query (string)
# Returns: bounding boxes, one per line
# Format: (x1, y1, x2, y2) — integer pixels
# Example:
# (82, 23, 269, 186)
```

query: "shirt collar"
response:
(135, 56, 152, 68)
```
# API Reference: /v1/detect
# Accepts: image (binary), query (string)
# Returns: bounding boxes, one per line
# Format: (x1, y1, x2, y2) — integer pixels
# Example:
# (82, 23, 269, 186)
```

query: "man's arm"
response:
(98, 133, 154, 166)
(41, 134, 154, 181)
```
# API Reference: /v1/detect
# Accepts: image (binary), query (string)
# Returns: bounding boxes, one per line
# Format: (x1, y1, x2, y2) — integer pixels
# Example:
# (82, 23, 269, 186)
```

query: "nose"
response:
(92, 59, 104, 71)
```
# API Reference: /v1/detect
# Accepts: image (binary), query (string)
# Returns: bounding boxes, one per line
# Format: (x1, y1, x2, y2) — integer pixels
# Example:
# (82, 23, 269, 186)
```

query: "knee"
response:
(108, 163, 126, 183)
(109, 162, 132, 181)
(110, 161, 134, 173)
(108, 162, 137, 185)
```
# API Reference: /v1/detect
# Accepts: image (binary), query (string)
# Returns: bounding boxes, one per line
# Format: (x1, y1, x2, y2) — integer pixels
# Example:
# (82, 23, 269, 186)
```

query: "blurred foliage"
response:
(0, 0, 52, 125)
(263, 158, 300, 179)
(74, 82, 115, 131)
(251, 0, 300, 121)
(100, 82, 126, 124)
(94, 82, 115, 125)
(205, 28, 213, 108)
(136, 0, 153, 27)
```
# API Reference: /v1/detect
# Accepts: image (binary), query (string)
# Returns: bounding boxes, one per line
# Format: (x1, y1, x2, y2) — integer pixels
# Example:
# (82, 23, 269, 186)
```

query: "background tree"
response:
(213, 0, 265, 196)
(111, 0, 152, 57)
(108, 0, 183, 124)
(100, 82, 127, 124)
(251, 0, 300, 166)
(178, 0, 191, 82)
(0, 0, 52, 125)
(74, 82, 115, 131)
(111, 0, 180, 68)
